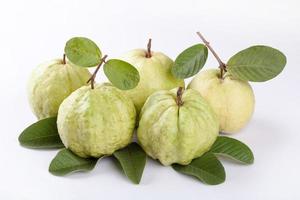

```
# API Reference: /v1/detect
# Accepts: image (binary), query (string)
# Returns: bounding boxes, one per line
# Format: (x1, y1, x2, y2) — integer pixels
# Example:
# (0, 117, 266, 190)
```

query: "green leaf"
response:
(172, 44, 208, 79)
(18, 117, 64, 149)
(113, 143, 147, 184)
(65, 37, 102, 67)
(210, 136, 254, 164)
(104, 59, 140, 90)
(172, 152, 225, 185)
(227, 45, 286, 82)
(49, 148, 99, 176)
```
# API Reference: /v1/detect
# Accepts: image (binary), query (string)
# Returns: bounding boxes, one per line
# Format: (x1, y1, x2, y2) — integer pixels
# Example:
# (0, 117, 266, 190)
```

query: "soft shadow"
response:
(241, 117, 286, 147)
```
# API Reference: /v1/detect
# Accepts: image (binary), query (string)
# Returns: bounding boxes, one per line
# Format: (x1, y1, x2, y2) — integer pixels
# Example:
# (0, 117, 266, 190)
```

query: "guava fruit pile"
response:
(19, 32, 286, 185)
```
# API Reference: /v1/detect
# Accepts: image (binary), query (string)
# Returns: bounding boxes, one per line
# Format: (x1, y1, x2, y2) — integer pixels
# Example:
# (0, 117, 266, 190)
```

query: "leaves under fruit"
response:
(210, 136, 254, 164)
(49, 148, 99, 176)
(18, 117, 64, 149)
(172, 152, 225, 185)
(113, 143, 147, 184)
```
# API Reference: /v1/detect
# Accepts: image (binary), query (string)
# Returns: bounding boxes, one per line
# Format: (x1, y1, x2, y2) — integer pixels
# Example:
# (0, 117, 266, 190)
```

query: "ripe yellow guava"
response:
(120, 49, 185, 113)
(137, 87, 219, 166)
(28, 59, 91, 119)
(188, 69, 255, 134)
(57, 83, 136, 158)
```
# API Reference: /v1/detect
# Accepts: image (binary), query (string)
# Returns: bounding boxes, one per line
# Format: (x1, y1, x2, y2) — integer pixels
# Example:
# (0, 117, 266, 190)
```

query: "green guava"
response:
(188, 69, 255, 134)
(137, 87, 219, 166)
(57, 83, 136, 158)
(120, 49, 185, 113)
(28, 59, 91, 119)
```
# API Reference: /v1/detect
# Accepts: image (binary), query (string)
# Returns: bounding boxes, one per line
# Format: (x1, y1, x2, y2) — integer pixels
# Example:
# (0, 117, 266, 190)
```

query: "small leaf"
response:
(227, 45, 287, 82)
(104, 59, 140, 90)
(172, 44, 208, 79)
(65, 37, 102, 67)
(19, 117, 64, 149)
(113, 143, 147, 184)
(210, 136, 254, 164)
(172, 152, 225, 185)
(49, 148, 99, 176)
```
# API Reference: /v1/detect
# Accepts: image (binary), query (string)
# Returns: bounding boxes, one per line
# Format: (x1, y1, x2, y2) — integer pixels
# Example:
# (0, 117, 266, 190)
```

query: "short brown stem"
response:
(176, 87, 184, 106)
(62, 54, 66, 64)
(87, 55, 108, 89)
(196, 32, 227, 79)
(145, 38, 152, 58)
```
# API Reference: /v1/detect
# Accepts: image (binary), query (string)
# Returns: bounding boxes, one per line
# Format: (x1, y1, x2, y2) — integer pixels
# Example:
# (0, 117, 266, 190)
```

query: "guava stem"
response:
(145, 38, 152, 58)
(196, 32, 227, 79)
(176, 87, 184, 106)
(62, 54, 66, 64)
(87, 55, 108, 89)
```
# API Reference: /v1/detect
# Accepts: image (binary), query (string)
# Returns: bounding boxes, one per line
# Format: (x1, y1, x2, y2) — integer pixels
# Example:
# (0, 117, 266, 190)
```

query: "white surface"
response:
(1, 0, 300, 199)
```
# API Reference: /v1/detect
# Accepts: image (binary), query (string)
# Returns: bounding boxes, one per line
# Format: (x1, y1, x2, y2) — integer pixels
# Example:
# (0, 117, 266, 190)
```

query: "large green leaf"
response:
(49, 148, 99, 176)
(65, 37, 102, 67)
(172, 152, 225, 185)
(104, 59, 140, 90)
(210, 136, 254, 164)
(113, 143, 147, 184)
(227, 45, 286, 82)
(172, 44, 208, 79)
(18, 117, 64, 149)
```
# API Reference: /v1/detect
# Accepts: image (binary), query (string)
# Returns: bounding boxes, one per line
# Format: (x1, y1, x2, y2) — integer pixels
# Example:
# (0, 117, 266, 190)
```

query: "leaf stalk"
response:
(87, 55, 108, 89)
(196, 32, 227, 79)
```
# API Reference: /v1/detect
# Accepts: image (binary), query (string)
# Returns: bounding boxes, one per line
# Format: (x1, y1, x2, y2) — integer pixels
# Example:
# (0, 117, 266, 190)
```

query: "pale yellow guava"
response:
(188, 69, 255, 134)
(28, 59, 91, 119)
(120, 49, 185, 113)
(57, 83, 136, 158)
(137, 87, 219, 166)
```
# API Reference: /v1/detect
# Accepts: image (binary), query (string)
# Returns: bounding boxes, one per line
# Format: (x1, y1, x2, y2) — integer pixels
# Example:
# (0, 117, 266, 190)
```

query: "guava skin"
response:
(121, 49, 185, 113)
(57, 83, 136, 158)
(137, 88, 219, 166)
(28, 59, 91, 119)
(188, 69, 255, 134)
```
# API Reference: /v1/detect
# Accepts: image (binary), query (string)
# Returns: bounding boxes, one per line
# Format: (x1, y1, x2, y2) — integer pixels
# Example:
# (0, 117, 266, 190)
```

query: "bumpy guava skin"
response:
(137, 88, 219, 166)
(188, 69, 255, 134)
(121, 49, 185, 113)
(28, 59, 91, 119)
(57, 83, 136, 158)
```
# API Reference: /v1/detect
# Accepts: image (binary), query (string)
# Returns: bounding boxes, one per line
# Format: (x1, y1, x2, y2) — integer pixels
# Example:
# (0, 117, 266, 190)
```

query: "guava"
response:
(188, 69, 255, 134)
(57, 83, 136, 158)
(120, 46, 185, 113)
(137, 87, 219, 166)
(28, 59, 91, 119)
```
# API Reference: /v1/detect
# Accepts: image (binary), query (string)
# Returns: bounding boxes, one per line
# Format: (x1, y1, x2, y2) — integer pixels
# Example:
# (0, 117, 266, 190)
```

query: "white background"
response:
(0, 0, 299, 199)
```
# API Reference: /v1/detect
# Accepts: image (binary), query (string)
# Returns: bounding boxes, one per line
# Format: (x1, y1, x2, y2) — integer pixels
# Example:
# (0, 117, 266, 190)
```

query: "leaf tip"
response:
(18, 132, 24, 144)
(247, 155, 255, 164)
(130, 178, 141, 185)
